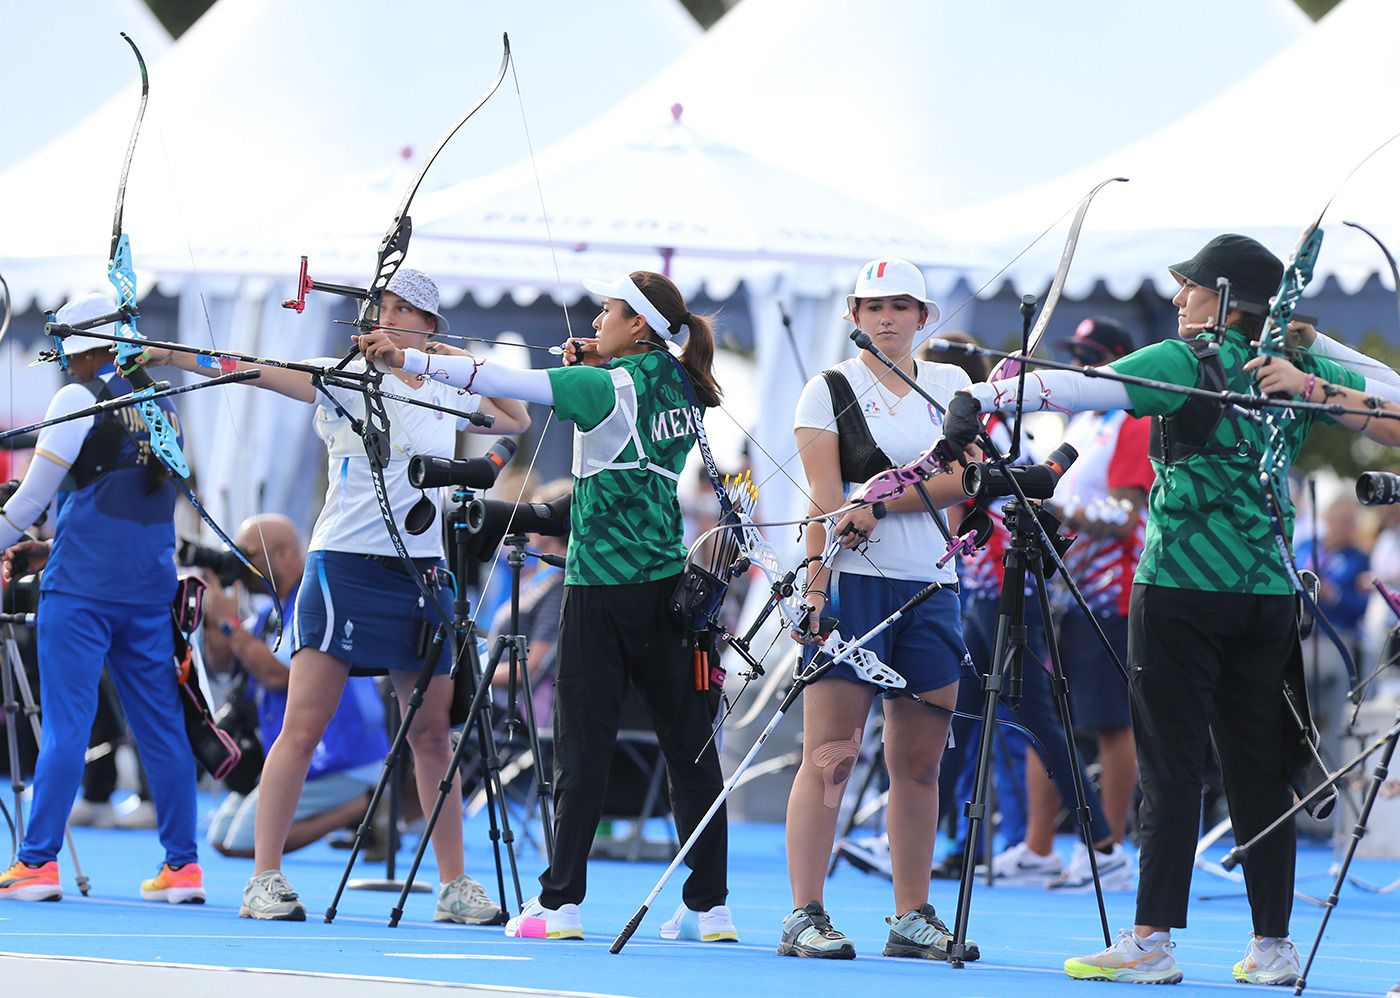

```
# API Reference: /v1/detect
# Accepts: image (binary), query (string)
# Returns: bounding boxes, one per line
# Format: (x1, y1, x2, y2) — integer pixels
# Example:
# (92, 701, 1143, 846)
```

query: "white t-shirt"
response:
(793, 356, 970, 584)
(306, 358, 479, 557)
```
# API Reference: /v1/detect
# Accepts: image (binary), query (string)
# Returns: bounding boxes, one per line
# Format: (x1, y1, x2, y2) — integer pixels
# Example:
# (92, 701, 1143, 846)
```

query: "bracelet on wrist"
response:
(1302, 373, 1317, 402)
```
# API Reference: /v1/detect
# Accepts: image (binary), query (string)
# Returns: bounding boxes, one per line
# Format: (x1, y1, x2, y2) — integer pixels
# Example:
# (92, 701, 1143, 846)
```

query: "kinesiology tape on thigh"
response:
(812, 728, 862, 808)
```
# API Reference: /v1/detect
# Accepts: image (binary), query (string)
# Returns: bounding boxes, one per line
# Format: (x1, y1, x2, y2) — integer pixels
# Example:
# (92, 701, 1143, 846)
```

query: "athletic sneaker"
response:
(659, 903, 739, 942)
(1047, 842, 1136, 893)
(1386, 980, 1400, 998)
(0, 860, 62, 901)
(1232, 935, 1300, 986)
(140, 863, 206, 904)
(883, 903, 980, 961)
(503, 896, 584, 939)
(836, 835, 892, 879)
(1064, 929, 1183, 984)
(239, 869, 307, 921)
(777, 901, 856, 959)
(975, 841, 1062, 886)
(68, 799, 117, 828)
(435, 873, 502, 925)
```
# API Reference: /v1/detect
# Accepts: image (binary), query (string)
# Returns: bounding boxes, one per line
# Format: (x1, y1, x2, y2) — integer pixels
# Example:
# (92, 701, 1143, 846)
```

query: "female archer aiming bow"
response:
(940, 233, 1400, 987)
(357, 269, 737, 945)
(144, 268, 527, 924)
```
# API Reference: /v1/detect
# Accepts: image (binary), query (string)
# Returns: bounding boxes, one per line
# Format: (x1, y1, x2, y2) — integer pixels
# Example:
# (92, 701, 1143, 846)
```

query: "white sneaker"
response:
(1064, 928, 1183, 984)
(113, 799, 157, 830)
(1233, 935, 1300, 986)
(503, 896, 583, 940)
(1047, 842, 1136, 893)
(659, 903, 739, 942)
(836, 834, 892, 879)
(68, 799, 116, 828)
(239, 869, 307, 921)
(435, 874, 503, 925)
(1386, 980, 1400, 998)
(975, 841, 1062, 886)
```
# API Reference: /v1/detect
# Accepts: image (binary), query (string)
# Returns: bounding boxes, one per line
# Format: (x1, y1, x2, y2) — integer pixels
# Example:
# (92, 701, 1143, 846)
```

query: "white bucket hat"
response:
(54, 291, 120, 355)
(843, 257, 940, 324)
(385, 268, 450, 334)
(581, 274, 686, 341)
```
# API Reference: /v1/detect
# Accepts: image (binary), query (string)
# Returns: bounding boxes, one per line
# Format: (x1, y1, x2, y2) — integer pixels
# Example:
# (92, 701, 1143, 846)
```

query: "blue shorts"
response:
(1060, 610, 1132, 730)
(817, 574, 968, 695)
(293, 551, 454, 674)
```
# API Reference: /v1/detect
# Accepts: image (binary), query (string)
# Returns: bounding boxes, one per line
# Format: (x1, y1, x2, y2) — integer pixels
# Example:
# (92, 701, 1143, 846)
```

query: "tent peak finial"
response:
(670, 103, 683, 122)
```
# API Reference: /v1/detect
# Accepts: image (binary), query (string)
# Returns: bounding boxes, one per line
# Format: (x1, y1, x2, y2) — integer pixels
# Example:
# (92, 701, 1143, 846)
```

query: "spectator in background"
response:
(201, 515, 388, 858)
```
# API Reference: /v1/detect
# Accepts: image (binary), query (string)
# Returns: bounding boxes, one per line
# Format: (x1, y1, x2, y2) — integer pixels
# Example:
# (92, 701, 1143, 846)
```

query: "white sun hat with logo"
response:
(843, 257, 940, 324)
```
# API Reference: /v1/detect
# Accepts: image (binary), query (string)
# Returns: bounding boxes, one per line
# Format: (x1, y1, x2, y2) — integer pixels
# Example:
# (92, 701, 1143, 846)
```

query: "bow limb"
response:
(101, 34, 283, 644)
(1342, 220, 1400, 347)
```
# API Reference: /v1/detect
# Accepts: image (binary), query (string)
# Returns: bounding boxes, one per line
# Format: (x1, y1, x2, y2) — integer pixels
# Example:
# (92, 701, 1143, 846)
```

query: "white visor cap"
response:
(582, 274, 685, 342)
(843, 258, 940, 325)
(55, 291, 120, 355)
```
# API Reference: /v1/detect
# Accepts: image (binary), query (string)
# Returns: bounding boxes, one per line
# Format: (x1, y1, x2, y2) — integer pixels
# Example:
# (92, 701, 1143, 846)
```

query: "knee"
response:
(806, 728, 861, 808)
(406, 721, 450, 763)
(886, 752, 941, 790)
(273, 722, 325, 761)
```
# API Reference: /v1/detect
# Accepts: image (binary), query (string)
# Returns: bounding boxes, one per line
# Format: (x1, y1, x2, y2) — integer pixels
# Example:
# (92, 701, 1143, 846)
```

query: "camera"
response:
(1356, 471, 1400, 507)
(963, 442, 1079, 502)
(409, 438, 517, 490)
(177, 537, 252, 588)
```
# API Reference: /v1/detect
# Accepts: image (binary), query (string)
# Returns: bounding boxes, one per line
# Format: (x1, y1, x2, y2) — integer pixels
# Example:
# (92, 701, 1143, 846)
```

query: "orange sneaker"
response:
(140, 862, 206, 904)
(0, 860, 62, 901)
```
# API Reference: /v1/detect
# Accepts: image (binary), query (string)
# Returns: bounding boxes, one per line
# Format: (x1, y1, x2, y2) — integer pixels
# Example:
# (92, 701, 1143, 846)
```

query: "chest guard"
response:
(571, 366, 681, 483)
(66, 377, 166, 492)
(822, 369, 893, 485)
(1149, 338, 1249, 465)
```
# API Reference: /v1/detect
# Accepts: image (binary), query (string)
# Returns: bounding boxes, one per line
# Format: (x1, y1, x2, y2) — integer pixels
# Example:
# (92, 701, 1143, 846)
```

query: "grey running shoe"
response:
(239, 869, 306, 921)
(883, 903, 980, 961)
(1064, 929, 1182, 984)
(435, 873, 503, 925)
(778, 901, 856, 959)
(1232, 935, 1300, 986)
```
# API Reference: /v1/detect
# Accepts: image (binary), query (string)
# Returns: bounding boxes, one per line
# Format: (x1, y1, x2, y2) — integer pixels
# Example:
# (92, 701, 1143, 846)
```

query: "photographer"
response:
(0, 292, 203, 905)
(201, 515, 387, 858)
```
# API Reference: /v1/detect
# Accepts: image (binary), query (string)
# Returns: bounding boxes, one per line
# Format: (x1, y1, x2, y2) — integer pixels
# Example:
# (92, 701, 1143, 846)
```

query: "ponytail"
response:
(626, 271, 724, 408)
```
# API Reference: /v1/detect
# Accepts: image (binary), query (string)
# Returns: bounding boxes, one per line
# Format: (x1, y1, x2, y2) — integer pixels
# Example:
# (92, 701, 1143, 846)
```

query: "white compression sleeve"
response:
(1311, 333, 1400, 402)
(401, 349, 555, 406)
(0, 456, 69, 548)
(0, 384, 99, 547)
(967, 369, 1133, 415)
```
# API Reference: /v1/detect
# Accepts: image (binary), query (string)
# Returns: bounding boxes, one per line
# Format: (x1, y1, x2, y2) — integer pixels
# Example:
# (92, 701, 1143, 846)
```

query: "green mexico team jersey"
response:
(547, 351, 697, 586)
(1111, 329, 1364, 595)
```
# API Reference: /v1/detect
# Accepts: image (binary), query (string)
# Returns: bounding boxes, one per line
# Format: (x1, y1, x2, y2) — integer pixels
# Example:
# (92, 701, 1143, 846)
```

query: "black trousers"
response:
(1129, 584, 1297, 936)
(538, 574, 728, 910)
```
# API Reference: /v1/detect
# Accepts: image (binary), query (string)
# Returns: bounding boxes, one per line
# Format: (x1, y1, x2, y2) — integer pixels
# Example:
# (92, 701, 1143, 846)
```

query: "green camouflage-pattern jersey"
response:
(1111, 328, 1363, 595)
(548, 351, 697, 586)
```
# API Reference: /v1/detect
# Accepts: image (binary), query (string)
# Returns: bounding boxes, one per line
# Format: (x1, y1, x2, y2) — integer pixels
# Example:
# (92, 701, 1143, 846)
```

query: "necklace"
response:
(868, 360, 917, 414)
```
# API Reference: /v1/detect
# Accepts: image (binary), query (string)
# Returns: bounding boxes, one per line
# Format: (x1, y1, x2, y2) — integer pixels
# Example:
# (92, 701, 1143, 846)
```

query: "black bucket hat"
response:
(1169, 233, 1284, 308)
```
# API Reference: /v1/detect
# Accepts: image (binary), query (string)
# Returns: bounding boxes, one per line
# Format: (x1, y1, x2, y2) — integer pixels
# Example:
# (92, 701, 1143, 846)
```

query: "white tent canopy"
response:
(1, 0, 172, 171)
(936, 0, 1400, 301)
(0, 0, 700, 310)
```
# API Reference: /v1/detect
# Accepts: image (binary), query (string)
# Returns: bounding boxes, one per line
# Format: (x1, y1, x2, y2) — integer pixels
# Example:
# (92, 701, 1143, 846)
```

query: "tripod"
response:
(1, 610, 90, 894)
(387, 511, 558, 926)
(948, 499, 1111, 965)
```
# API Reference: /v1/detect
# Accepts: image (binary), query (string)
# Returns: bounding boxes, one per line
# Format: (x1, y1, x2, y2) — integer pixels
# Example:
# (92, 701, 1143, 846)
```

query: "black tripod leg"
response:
(1033, 569, 1112, 947)
(326, 625, 446, 924)
(1295, 725, 1398, 996)
(467, 640, 524, 911)
(509, 633, 555, 863)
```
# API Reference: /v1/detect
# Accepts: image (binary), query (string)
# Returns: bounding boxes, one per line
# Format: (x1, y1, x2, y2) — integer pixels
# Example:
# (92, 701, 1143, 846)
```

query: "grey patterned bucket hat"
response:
(386, 268, 450, 335)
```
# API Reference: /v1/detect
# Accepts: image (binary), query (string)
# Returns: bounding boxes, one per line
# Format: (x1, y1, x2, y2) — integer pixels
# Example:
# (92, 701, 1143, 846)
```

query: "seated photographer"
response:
(0, 292, 203, 904)
(200, 515, 388, 858)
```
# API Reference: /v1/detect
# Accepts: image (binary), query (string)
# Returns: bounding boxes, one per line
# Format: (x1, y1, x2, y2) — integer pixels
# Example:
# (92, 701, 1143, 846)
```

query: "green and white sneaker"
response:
(435, 873, 503, 925)
(1064, 929, 1182, 984)
(1232, 935, 1300, 986)
(778, 902, 856, 959)
(239, 869, 307, 921)
(883, 903, 980, 961)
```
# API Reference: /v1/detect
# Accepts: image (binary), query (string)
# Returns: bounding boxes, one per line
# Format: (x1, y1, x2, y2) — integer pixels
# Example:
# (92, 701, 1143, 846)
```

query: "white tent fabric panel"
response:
(936, 0, 1400, 300)
(1, 0, 172, 171)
